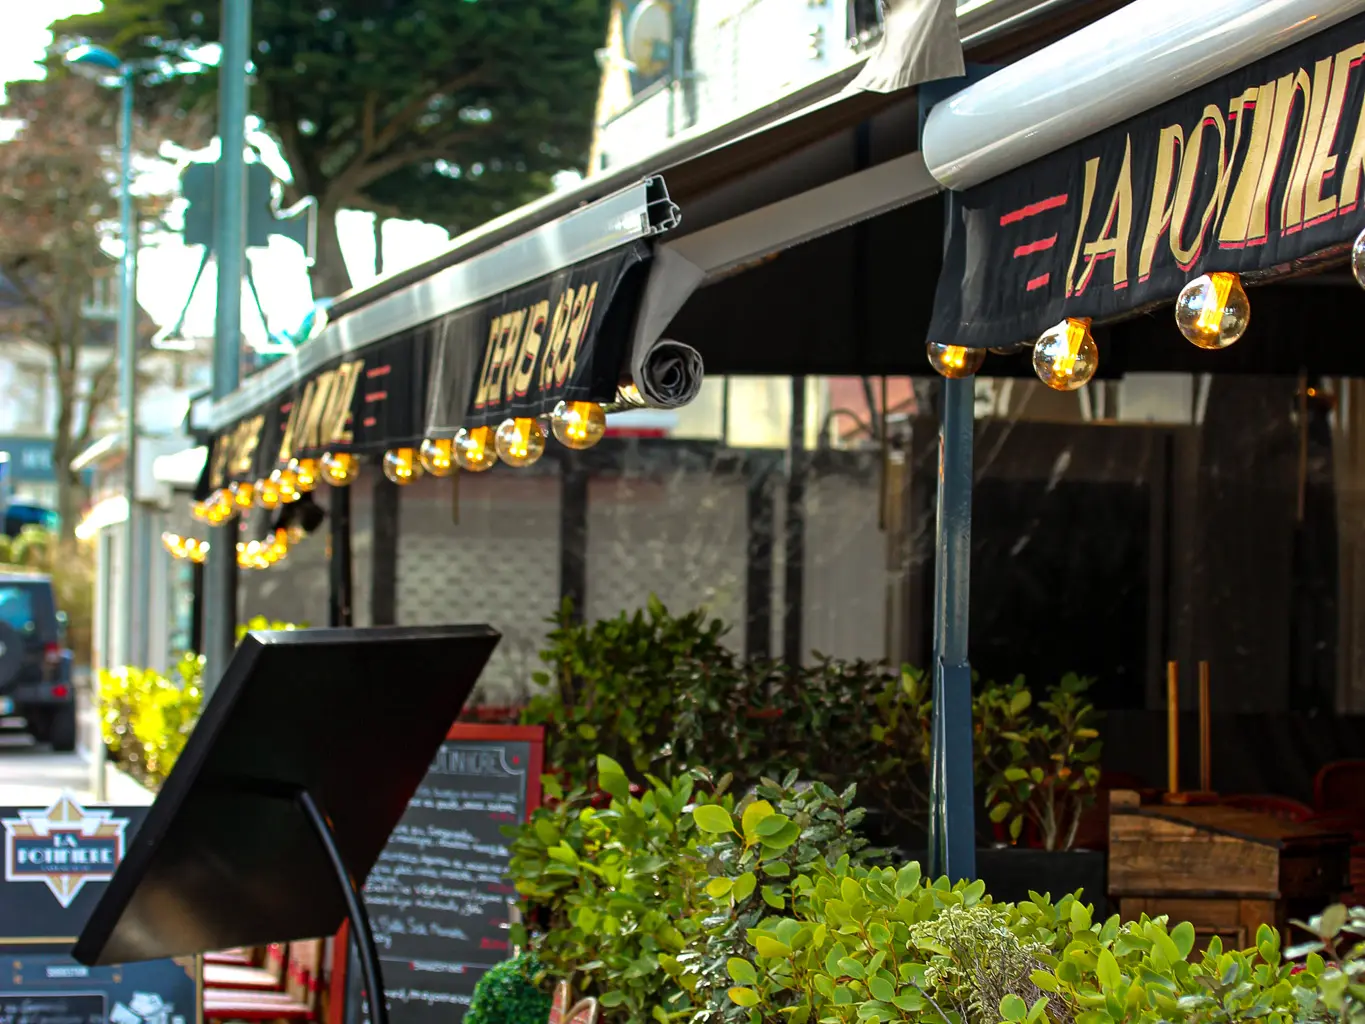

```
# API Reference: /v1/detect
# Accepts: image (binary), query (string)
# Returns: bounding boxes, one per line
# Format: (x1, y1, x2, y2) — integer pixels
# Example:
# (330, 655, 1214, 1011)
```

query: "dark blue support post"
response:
(928, 376, 977, 882)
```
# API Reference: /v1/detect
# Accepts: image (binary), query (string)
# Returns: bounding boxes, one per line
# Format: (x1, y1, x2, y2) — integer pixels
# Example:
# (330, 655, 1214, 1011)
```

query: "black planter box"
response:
(890, 846, 1109, 917)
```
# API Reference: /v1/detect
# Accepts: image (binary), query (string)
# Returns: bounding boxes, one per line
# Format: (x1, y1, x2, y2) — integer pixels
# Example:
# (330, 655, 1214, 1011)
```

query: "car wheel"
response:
(26, 710, 50, 743)
(48, 706, 76, 753)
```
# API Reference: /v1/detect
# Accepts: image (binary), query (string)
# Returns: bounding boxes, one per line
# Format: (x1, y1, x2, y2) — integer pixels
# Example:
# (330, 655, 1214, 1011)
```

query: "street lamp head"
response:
(64, 43, 124, 81)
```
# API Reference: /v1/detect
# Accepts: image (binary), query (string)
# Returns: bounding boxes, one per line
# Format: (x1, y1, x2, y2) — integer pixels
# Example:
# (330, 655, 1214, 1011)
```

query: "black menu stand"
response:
(71, 625, 501, 1024)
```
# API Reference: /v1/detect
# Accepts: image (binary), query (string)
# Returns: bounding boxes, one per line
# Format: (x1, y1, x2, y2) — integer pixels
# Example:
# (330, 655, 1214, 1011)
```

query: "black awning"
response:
(928, 9, 1365, 351)
(203, 242, 649, 490)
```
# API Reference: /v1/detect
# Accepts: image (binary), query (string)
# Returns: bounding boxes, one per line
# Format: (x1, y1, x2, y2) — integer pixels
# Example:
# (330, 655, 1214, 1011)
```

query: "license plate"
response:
(0, 698, 13, 715)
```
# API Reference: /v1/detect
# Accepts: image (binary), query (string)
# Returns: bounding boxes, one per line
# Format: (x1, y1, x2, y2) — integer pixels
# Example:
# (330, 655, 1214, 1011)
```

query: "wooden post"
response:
(1198, 660, 1212, 793)
(1167, 660, 1180, 794)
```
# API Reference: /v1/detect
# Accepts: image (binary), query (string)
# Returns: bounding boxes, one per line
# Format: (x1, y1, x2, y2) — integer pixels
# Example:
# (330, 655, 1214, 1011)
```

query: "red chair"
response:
(1315, 760, 1365, 813)
(1222, 794, 1315, 822)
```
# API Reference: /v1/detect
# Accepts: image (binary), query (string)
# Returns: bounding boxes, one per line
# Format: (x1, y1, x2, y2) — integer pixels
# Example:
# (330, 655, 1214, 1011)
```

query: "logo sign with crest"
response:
(4, 796, 129, 909)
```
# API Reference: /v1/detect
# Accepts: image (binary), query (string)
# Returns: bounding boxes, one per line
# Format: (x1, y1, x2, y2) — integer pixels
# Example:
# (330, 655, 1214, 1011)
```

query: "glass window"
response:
(0, 586, 35, 633)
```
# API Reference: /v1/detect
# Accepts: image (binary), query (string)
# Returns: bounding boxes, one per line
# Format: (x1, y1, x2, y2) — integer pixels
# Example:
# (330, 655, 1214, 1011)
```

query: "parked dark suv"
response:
(0, 571, 75, 751)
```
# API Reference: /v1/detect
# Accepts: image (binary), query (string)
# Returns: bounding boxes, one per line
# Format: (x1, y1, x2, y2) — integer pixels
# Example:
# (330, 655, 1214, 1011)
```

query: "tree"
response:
(53, 0, 613, 299)
(0, 75, 128, 544)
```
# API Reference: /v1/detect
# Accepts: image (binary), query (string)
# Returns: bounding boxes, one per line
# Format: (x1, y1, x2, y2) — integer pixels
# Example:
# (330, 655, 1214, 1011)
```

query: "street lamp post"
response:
(65, 43, 137, 801)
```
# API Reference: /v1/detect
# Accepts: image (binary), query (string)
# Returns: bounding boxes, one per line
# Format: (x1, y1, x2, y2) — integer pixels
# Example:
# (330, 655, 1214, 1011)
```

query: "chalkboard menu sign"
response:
(341, 725, 543, 1024)
(0, 956, 197, 1024)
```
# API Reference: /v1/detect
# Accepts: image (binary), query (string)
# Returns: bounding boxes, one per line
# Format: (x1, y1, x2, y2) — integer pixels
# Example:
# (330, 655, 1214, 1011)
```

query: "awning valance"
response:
(929, 9, 1365, 351)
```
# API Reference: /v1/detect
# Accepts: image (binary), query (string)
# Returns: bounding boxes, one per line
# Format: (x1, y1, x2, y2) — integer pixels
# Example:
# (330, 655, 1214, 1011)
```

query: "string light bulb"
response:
(320, 451, 360, 487)
(271, 467, 301, 503)
(231, 481, 255, 509)
(286, 524, 306, 545)
(418, 438, 456, 477)
(191, 500, 210, 523)
(453, 426, 499, 472)
(255, 475, 282, 510)
(1175, 271, 1250, 349)
(494, 418, 547, 468)
(207, 489, 235, 523)
(1033, 318, 1099, 391)
(290, 458, 319, 492)
(382, 448, 424, 485)
(550, 401, 608, 450)
(161, 532, 185, 558)
(926, 343, 986, 379)
(188, 539, 209, 564)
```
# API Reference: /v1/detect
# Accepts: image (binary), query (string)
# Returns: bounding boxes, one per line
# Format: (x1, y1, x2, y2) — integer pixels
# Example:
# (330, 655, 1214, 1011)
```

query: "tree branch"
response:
(370, 66, 487, 157)
(330, 133, 475, 199)
(362, 91, 377, 155)
(74, 355, 118, 454)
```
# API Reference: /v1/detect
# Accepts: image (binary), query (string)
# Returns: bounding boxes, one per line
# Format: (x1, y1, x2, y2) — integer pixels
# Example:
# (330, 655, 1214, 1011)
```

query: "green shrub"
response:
(465, 952, 551, 1024)
(671, 771, 873, 1024)
(522, 596, 739, 787)
(97, 653, 204, 788)
(506, 755, 730, 1024)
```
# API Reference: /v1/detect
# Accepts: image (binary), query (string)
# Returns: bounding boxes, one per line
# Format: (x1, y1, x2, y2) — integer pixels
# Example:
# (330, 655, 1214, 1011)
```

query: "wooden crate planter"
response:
(1107, 791, 1351, 946)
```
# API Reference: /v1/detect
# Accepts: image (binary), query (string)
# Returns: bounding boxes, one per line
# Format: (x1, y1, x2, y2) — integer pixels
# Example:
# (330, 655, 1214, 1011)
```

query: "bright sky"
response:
(0, 0, 457, 349)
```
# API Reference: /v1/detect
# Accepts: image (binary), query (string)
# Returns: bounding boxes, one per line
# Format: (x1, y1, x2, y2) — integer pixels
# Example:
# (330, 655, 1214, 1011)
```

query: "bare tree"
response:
(0, 73, 176, 544)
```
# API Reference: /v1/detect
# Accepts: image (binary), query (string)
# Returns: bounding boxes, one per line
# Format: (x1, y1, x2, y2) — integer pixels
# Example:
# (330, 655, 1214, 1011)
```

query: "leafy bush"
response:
(979, 674, 1102, 850)
(236, 615, 306, 643)
(97, 653, 204, 788)
(465, 951, 551, 1024)
(672, 771, 873, 1024)
(522, 597, 739, 787)
(507, 755, 730, 1024)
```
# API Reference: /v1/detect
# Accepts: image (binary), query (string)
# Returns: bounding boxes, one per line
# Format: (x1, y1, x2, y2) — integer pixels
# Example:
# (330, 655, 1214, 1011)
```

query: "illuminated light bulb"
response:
(1175, 271, 1250, 350)
(272, 467, 301, 503)
(206, 489, 235, 524)
(286, 524, 306, 545)
(926, 342, 986, 379)
(494, 418, 547, 468)
(418, 438, 456, 477)
(161, 532, 182, 556)
(231, 481, 255, 509)
(1353, 229, 1365, 288)
(191, 500, 210, 523)
(1033, 318, 1099, 391)
(382, 448, 424, 485)
(453, 426, 499, 473)
(255, 475, 282, 510)
(320, 451, 360, 487)
(290, 458, 319, 492)
(188, 539, 209, 564)
(550, 401, 608, 450)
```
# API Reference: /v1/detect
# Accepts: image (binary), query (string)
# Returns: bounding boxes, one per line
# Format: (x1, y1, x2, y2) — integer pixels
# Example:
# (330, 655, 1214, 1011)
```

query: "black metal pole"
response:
(559, 457, 588, 621)
(329, 485, 353, 628)
(370, 478, 399, 627)
(927, 377, 977, 882)
(296, 789, 387, 1024)
(745, 458, 774, 660)
(783, 377, 807, 668)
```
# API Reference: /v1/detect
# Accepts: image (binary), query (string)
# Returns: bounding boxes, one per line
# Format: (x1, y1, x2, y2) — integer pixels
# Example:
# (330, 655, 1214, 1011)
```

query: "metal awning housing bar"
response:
(923, 0, 1365, 191)
(191, 177, 678, 433)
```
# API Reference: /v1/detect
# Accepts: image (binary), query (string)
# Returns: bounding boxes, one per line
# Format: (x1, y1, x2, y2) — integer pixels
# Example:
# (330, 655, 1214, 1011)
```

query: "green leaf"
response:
(1004, 767, 1029, 782)
(1070, 900, 1092, 931)
(576, 722, 598, 740)
(1000, 994, 1028, 1021)
(754, 813, 793, 837)
(599, 991, 625, 1007)
(1096, 949, 1121, 991)
(869, 978, 895, 1002)
(988, 801, 1013, 823)
(761, 884, 785, 909)
(728, 987, 759, 1008)
(706, 877, 734, 899)
(742, 800, 776, 841)
(895, 863, 922, 897)
(755, 936, 793, 959)
(727, 958, 758, 985)
(1030, 971, 1060, 993)
(693, 804, 737, 834)
(1171, 920, 1196, 960)
(733, 871, 757, 902)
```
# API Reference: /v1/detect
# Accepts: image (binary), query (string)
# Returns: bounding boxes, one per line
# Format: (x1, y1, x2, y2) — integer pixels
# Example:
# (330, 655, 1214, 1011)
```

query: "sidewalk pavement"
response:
(0, 735, 154, 807)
